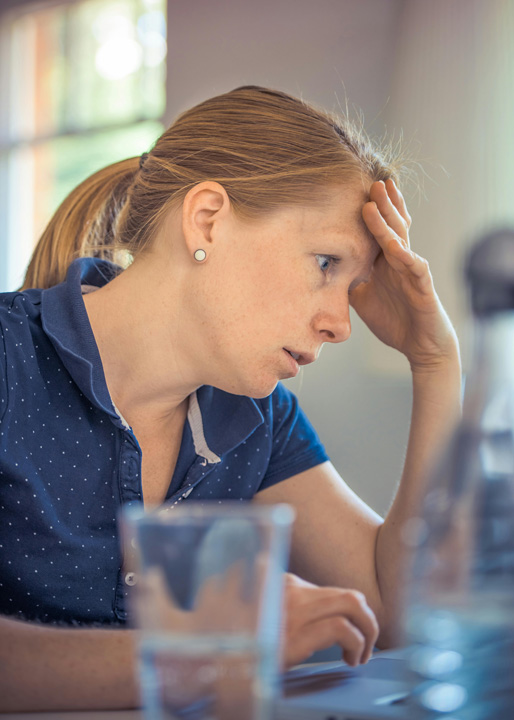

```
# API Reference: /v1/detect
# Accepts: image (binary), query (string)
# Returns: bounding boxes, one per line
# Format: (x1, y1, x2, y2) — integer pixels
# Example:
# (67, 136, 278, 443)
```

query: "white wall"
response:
(165, 0, 403, 129)
(379, 0, 514, 373)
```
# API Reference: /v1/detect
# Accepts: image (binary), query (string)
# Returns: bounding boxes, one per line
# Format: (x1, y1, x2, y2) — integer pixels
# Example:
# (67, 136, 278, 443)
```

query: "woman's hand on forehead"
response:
(350, 179, 458, 369)
(362, 178, 414, 274)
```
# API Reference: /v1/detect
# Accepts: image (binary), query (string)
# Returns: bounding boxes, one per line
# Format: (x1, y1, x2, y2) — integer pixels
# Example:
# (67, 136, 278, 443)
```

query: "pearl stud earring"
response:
(194, 249, 207, 262)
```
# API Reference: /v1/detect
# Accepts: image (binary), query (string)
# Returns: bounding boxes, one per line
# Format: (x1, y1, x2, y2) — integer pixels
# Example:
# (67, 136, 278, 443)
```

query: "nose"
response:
(312, 297, 352, 344)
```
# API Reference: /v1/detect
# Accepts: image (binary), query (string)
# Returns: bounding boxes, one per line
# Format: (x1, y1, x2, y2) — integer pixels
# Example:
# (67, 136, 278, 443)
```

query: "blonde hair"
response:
(22, 85, 403, 290)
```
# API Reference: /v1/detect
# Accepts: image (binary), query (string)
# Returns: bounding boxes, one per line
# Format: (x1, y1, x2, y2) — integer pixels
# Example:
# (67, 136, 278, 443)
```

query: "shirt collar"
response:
(41, 258, 121, 421)
(40, 258, 264, 460)
(190, 385, 264, 463)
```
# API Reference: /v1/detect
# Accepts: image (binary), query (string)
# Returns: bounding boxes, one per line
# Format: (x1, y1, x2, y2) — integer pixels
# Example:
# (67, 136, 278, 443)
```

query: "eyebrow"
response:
(320, 208, 379, 264)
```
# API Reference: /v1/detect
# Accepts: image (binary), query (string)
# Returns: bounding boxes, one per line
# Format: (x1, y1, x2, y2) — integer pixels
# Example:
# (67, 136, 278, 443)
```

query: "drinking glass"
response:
(122, 502, 294, 720)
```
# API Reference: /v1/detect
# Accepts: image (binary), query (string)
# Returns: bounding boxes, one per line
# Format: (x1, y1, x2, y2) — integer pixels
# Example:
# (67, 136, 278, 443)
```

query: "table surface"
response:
(0, 651, 407, 719)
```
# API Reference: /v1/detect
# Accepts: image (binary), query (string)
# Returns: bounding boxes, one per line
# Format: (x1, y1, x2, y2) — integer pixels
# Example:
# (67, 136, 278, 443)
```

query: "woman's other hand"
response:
(352, 179, 459, 371)
(281, 573, 379, 670)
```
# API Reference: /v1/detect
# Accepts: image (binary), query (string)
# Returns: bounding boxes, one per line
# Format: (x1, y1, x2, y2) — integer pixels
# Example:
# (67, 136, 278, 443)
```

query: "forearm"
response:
(0, 615, 140, 712)
(375, 347, 462, 644)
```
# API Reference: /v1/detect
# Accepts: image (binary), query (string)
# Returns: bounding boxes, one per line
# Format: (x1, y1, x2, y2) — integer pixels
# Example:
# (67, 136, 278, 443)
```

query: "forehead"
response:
(300, 184, 379, 264)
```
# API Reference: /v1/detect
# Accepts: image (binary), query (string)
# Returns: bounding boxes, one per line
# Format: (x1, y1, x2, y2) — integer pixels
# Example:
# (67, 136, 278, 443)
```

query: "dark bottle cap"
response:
(466, 229, 514, 315)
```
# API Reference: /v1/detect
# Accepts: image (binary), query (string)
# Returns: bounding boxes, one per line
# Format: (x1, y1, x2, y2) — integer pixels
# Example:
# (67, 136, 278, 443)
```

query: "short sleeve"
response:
(258, 383, 329, 490)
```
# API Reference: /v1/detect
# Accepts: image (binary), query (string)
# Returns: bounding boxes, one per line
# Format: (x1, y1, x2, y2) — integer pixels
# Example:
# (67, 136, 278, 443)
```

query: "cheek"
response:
(190, 272, 257, 352)
(246, 277, 306, 340)
(193, 254, 310, 351)
(249, 258, 306, 309)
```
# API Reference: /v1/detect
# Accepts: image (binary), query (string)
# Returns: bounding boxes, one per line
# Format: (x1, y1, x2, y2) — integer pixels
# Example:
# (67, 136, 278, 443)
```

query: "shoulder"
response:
(0, 290, 29, 353)
(0, 289, 43, 352)
(0, 293, 21, 420)
(254, 382, 324, 451)
(0, 289, 42, 326)
(0, 289, 44, 405)
(253, 383, 329, 491)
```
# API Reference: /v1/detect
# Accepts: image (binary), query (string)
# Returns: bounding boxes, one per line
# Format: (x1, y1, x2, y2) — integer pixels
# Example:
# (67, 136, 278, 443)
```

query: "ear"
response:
(181, 182, 231, 260)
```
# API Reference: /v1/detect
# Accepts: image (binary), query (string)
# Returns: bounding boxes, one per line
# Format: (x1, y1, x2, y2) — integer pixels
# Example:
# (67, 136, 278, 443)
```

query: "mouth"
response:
(283, 348, 316, 367)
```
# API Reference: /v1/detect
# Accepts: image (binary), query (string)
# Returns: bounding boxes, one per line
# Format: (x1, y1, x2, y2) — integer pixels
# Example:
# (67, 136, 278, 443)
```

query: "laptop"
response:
(275, 648, 410, 720)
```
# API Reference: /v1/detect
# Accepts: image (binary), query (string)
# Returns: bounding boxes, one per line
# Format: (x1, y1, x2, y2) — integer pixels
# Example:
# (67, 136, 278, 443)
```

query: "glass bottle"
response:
(403, 229, 514, 719)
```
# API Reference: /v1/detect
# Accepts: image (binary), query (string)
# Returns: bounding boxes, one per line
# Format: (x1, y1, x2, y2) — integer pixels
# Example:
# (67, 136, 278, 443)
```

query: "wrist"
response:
(410, 346, 463, 421)
(408, 331, 461, 377)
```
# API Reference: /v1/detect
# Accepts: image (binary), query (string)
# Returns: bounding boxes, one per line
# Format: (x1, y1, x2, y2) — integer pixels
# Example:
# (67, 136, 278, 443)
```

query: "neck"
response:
(82, 257, 200, 429)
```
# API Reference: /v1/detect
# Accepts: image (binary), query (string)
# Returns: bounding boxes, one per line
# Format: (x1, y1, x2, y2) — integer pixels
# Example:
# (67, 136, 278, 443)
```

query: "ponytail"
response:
(21, 157, 139, 290)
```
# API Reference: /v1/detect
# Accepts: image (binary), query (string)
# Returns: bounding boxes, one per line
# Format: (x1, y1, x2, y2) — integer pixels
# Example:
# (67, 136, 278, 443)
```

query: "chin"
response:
(218, 375, 279, 400)
(248, 382, 279, 399)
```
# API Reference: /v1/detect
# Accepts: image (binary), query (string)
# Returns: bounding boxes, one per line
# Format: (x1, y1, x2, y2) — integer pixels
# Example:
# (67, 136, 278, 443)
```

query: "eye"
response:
(315, 254, 339, 274)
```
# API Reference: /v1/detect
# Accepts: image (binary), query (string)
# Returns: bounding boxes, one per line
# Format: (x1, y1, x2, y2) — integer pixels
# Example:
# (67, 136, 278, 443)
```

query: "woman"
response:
(0, 86, 461, 711)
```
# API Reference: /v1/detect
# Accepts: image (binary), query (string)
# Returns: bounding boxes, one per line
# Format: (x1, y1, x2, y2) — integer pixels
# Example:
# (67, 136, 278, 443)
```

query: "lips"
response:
(283, 349, 316, 366)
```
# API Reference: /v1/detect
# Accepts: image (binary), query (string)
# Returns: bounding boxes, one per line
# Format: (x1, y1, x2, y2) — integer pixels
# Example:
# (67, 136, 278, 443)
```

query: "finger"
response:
(314, 616, 367, 667)
(363, 201, 433, 286)
(310, 616, 367, 667)
(336, 619, 367, 667)
(307, 589, 379, 664)
(384, 178, 412, 229)
(282, 615, 366, 669)
(369, 181, 409, 243)
(287, 586, 379, 664)
(362, 202, 415, 273)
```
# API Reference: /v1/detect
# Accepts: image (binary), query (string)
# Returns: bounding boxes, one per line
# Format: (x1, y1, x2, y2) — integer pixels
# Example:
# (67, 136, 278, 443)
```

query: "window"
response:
(0, 0, 167, 290)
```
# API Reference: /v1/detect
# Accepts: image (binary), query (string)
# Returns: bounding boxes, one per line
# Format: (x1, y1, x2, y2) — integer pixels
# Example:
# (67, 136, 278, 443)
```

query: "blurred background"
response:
(0, 0, 513, 516)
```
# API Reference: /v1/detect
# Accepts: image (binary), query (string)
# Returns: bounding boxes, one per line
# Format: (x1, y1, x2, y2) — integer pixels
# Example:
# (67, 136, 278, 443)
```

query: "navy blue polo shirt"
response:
(0, 258, 329, 625)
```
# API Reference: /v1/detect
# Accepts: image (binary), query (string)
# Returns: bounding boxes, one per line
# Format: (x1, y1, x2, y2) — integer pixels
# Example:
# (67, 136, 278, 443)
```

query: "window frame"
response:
(0, 0, 169, 291)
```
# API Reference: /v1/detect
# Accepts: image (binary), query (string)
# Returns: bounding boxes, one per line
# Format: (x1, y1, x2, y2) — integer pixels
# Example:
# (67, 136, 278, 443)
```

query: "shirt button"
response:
(125, 572, 137, 586)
